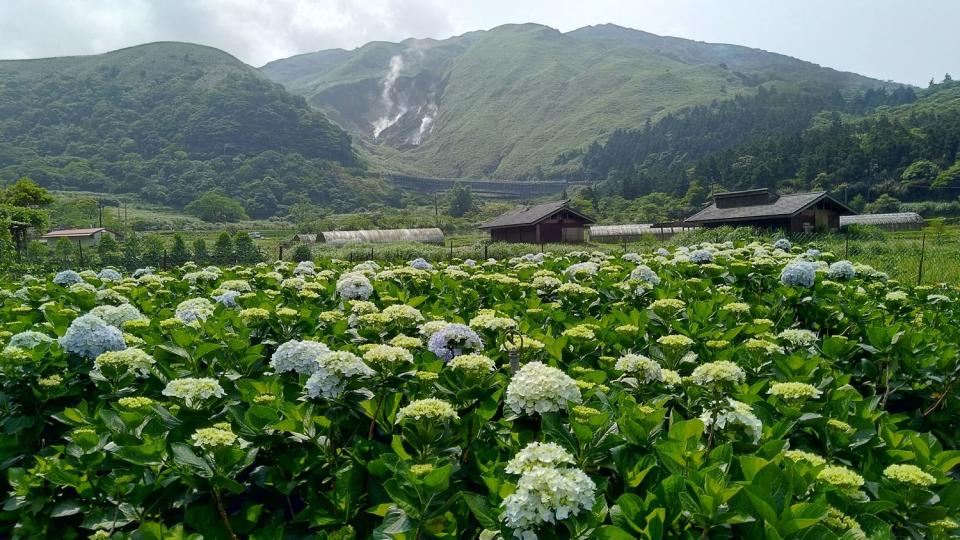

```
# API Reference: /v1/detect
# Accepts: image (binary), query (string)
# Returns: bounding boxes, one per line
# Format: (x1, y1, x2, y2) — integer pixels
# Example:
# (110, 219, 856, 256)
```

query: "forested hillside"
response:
(263, 23, 890, 179)
(583, 79, 960, 208)
(0, 42, 389, 218)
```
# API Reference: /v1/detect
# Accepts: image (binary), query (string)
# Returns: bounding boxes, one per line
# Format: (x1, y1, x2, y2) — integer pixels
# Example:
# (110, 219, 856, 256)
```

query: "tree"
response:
(97, 233, 123, 268)
(192, 238, 209, 264)
(52, 239, 76, 268)
(212, 232, 234, 265)
(122, 233, 143, 270)
(2, 178, 54, 207)
(169, 234, 191, 266)
(901, 159, 939, 186)
(24, 240, 49, 265)
(185, 191, 249, 223)
(142, 234, 165, 268)
(292, 244, 313, 262)
(233, 232, 260, 264)
(447, 183, 474, 218)
(863, 193, 901, 214)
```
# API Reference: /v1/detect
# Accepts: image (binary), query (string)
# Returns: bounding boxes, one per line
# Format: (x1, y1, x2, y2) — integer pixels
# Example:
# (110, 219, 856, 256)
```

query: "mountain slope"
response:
(0, 42, 382, 217)
(262, 23, 893, 179)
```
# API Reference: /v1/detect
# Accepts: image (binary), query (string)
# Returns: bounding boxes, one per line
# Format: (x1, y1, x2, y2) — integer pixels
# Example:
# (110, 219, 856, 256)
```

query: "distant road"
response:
(386, 173, 594, 199)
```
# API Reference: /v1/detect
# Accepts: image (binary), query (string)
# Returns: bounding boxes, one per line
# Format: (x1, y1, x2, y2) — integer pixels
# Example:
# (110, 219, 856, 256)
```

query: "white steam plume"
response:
(372, 54, 407, 138)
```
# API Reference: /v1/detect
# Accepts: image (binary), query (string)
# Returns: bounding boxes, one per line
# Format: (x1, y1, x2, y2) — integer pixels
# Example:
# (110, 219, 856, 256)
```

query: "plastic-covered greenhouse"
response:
(589, 224, 685, 243)
(318, 228, 444, 246)
(839, 213, 924, 231)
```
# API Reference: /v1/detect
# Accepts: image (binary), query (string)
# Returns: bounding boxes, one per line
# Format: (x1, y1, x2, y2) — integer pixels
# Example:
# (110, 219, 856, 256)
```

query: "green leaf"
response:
(462, 492, 500, 530)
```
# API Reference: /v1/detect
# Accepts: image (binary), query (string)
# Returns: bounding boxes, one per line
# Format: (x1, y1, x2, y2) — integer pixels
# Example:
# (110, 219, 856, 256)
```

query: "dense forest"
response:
(582, 79, 960, 209)
(0, 43, 393, 218)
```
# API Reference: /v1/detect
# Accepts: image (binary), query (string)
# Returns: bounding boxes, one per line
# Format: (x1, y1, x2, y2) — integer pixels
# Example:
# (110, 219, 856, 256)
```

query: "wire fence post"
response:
(484, 243, 488, 260)
(917, 232, 926, 285)
(278, 245, 283, 261)
(77, 240, 84, 268)
(844, 233, 849, 259)
(449, 240, 454, 261)
(162, 249, 167, 270)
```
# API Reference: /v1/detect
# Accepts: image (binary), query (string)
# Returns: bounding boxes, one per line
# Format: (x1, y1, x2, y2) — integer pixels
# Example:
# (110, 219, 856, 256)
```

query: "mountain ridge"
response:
(260, 22, 897, 179)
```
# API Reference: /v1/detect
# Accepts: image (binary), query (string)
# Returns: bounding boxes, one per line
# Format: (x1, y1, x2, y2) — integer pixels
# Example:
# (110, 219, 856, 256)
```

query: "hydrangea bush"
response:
(0, 239, 958, 538)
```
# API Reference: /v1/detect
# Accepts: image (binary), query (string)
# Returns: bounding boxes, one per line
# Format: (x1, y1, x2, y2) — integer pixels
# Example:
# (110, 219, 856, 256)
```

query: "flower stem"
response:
(212, 488, 238, 540)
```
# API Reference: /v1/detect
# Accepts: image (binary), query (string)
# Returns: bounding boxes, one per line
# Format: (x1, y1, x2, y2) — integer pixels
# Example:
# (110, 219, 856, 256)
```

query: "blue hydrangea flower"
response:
(98, 269, 122, 281)
(805, 248, 821, 259)
(690, 250, 714, 264)
(463, 259, 476, 267)
(59, 314, 127, 359)
(410, 258, 434, 270)
(827, 260, 856, 281)
(655, 248, 670, 256)
(214, 290, 242, 308)
(427, 323, 484, 361)
(630, 264, 661, 286)
(780, 261, 817, 288)
(773, 238, 792, 251)
(53, 270, 83, 286)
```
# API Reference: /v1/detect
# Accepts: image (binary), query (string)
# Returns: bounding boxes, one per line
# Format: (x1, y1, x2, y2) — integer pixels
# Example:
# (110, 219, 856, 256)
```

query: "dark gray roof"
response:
(479, 200, 594, 229)
(685, 191, 855, 224)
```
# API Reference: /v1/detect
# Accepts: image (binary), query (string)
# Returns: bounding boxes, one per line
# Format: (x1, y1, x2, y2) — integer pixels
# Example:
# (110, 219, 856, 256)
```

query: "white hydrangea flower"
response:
(174, 298, 215, 324)
(614, 354, 663, 383)
(700, 398, 762, 443)
(162, 377, 225, 407)
(505, 442, 576, 474)
(501, 466, 596, 537)
(395, 398, 459, 422)
(505, 362, 582, 416)
(89, 303, 146, 328)
(336, 272, 374, 300)
(270, 339, 331, 375)
(777, 329, 818, 348)
(304, 351, 375, 399)
(690, 361, 746, 387)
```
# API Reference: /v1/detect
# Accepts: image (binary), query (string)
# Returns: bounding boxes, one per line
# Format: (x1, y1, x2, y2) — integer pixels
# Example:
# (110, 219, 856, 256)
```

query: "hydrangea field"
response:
(1, 241, 959, 539)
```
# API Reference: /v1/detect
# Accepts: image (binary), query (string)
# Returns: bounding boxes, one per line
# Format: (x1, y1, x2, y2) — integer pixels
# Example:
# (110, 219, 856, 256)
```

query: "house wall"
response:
(791, 207, 841, 232)
(487, 210, 591, 243)
(490, 226, 538, 243)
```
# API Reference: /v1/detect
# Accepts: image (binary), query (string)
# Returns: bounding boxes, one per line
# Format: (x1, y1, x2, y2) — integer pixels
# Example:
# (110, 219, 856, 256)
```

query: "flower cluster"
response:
(614, 354, 663, 383)
(191, 424, 239, 449)
(336, 272, 374, 300)
(780, 261, 817, 288)
(827, 260, 856, 280)
(817, 465, 865, 490)
(690, 361, 746, 387)
(59, 314, 127, 359)
(427, 323, 483, 361)
(768, 381, 822, 401)
(501, 442, 596, 538)
(174, 298, 214, 324)
(162, 377, 226, 407)
(700, 398, 762, 443)
(505, 362, 582, 415)
(305, 351, 375, 399)
(270, 339, 331, 375)
(93, 348, 155, 376)
(882, 464, 936, 487)
(448, 353, 496, 377)
(505, 442, 575, 474)
(395, 398, 459, 423)
(362, 344, 414, 370)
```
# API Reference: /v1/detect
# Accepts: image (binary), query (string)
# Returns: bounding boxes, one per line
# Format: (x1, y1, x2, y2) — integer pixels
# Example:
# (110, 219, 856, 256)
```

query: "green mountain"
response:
(261, 23, 892, 179)
(0, 42, 386, 218)
(583, 79, 960, 211)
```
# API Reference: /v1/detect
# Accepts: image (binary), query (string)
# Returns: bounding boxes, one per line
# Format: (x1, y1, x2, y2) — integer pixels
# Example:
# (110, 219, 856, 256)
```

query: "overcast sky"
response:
(0, 0, 956, 85)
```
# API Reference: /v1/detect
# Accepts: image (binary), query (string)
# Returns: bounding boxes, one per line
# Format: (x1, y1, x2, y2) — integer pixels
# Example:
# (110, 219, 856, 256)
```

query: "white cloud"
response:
(0, 0, 957, 84)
